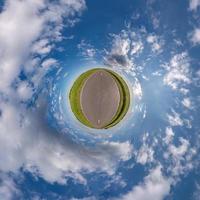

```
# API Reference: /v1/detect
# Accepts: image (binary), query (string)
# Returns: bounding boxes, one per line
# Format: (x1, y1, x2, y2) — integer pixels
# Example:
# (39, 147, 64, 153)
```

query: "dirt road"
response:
(80, 70, 120, 128)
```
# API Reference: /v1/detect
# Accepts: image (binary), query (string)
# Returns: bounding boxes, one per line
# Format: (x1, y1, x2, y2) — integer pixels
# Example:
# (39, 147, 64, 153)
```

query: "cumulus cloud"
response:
(135, 133, 154, 165)
(104, 28, 165, 79)
(163, 127, 174, 144)
(0, 0, 44, 92)
(77, 39, 96, 60)
(189, 0, 200, 10)
(0, 0, 86, 94)
(131, 41, 143, 55)
(104, 29, 146, 72)
(146, 34, 164, 53)
(163, 128, 197, 177)
(132, 80, 143, 100)
(17, 81, 34, 101)
(136, 145, 154, 165)
(0, 174, 20, 200)
(31, 39, 53, 55)
(190, 28, 200, 45)
(182, 97, 192, 109)
(105, 33, 133, 69)
(163, 52, 191, 92)
(0, 0, 134, 186)
(0, 96, 133, 184)
(167, 110, 184, 127)
(168, 137, 189, 158)
(193, 183, 200, 200)
(165, 138, 196, 176)
(113, 166, 171, 200)
(41, 58, 58, 68)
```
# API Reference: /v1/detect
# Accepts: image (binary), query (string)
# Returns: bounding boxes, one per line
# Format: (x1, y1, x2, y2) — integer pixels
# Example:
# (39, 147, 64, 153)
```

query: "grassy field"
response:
(69, 69, 98, 128)
(69, 68, 130, 129)
(104, 69, 130, 129)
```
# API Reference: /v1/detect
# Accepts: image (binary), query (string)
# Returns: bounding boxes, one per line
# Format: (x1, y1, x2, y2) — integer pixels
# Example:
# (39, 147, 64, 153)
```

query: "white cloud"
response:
(30, 58, 58, 88)
(23, 57, 41, 74)
(106, 34, 133, 69)
(77, 40, 96, 59)
(168, 137, 189, 158)
(135, 133, 155, 165)
(105, 29, 145, 71)
(164, 136, 196, 176)
(130, 41, 143, 55)
(163, 128, 197, 177)
(17, 81, 33, 101)
(0, 0, 131, 187)
(189, 0, 200, 10)
(41, 58, 58, 68)
(146, 35, 163, 53)
(190, 28, 200, 45)
(182, 97, 192, 109)
(32, 39, 53, 55)
(167, 110, 184, 127)
(151, 15, 160, 30)
(0, 99, 133, 184)
(163, 52, 191, 91)
(111, 35, 131, 56)
(114, 166, 171, 200)
(193, 183, 200, 200)
(196, 69, 200, 77)
(136, 144, 154, 165)
(163, 127, 174, 144)
(132, 80, 143, 100)
(105, 29, 164, 78)
(0, 0, 44, 92)
(179, 88, 189, 95)
(0, 174, 20, 200)
(0, 0, 86, 94)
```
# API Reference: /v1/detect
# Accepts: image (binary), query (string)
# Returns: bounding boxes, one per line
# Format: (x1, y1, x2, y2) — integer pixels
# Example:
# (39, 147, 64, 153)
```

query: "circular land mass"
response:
(69, 68, 130, 129)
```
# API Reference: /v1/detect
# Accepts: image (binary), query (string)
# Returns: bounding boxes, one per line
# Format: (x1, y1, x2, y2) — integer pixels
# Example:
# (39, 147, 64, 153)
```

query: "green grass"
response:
(104, 69, 130, 129)
(69, 69, 98, 128)
(69, 68, 130, 129)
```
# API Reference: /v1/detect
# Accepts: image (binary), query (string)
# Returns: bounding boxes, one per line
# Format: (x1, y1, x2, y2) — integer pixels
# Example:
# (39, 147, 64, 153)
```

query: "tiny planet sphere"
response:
(69, 68, 130, 129)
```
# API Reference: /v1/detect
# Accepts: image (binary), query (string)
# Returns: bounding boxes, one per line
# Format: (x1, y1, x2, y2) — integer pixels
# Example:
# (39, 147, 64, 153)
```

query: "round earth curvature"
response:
(69, 68, 130, 129)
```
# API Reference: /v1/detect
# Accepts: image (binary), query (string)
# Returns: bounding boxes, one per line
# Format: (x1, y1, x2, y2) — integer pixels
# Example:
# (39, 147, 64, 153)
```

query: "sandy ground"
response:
(80, 70, 120, 128)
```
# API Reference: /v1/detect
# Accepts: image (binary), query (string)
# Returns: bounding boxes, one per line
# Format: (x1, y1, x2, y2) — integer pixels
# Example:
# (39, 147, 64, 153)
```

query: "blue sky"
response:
(0, 0, 200, 200)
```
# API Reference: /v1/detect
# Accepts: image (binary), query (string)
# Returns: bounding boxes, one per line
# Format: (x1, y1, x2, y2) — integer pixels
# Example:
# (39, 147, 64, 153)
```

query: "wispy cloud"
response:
(164, 135, 196, 177)
(77, 39, 97, 60)
(1, 0, 133, 186)
(105, 32, 134, 70)
(113, 166, 171, 200)
(167, 110, 184, 127)
(146, 34, 164, 53)
(182, 97, 192, 109)
(190, 28, 200, 45)
(0, 174, 20, 200)
(189, 0, 200, 11)
(163, 52, 191, 92)
(0, 0, 86, 94)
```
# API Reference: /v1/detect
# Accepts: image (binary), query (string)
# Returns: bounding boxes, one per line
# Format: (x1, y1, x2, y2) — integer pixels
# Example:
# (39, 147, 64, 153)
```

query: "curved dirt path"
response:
(80, 70, 120, 128)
